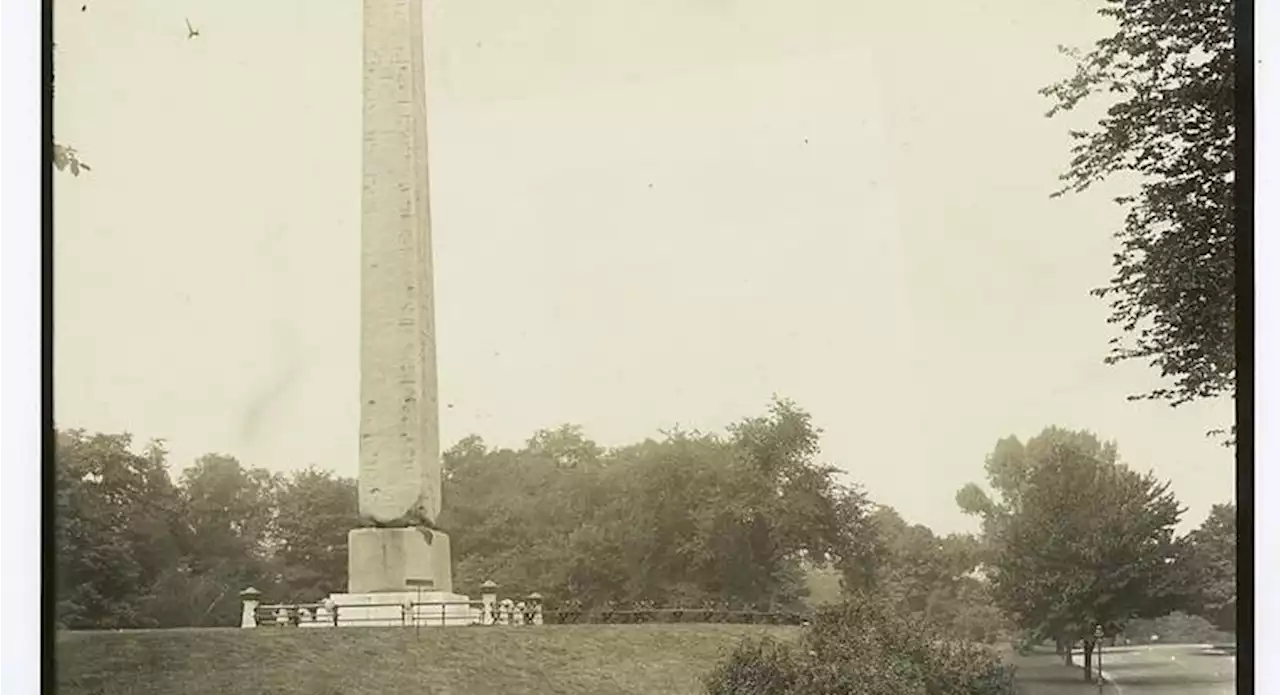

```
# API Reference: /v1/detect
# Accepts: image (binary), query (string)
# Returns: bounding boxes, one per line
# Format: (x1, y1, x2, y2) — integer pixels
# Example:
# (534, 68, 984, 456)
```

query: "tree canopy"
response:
(55, 399, 900, 627)
(957, 427, 1187, 654)
(56, 410, 1227, 651)
(1042, 0, 1236, 412)
(869, 506, 1006, 643)
(441, 399, 882, 611)
(1177, 502, 1236, 632)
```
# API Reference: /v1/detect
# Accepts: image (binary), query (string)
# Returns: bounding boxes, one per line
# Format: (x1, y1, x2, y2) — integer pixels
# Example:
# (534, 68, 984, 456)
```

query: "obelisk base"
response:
(347, 527, 453, 594)
(325, 528, 469, 627)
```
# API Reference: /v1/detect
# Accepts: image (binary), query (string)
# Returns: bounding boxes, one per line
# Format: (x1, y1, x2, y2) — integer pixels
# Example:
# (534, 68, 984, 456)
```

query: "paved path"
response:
(1011, 650, 1119, 695)
(1074, 643, 1236, 695)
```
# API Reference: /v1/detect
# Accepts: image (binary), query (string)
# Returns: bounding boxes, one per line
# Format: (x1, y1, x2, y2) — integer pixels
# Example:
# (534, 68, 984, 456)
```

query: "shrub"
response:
(703, 636, 803, 695)
(704, 595, 1017, 695)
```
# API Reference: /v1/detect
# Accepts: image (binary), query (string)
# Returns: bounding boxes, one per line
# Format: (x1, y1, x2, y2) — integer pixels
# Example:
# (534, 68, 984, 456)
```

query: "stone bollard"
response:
(239, 587, 262, 628)
(323, 598, 338, 627)
(528, 593, 544, 626)
(480, 580, 499, 626)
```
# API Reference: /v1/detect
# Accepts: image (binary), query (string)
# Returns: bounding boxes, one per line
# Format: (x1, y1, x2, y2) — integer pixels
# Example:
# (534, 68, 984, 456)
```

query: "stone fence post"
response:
(480, 580, 498, 626)
(239, 587, 262, 628)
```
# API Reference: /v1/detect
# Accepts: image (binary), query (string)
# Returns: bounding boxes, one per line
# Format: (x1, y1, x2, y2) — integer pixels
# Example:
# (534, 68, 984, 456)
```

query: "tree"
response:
(440, 432, 608, 597)
(958, 427, 1185, 680)
(272, 468, 360, 602)
(439, 399, 881, 612)
(173, 454, 281, 625)
(870, 506, 1006, 642)
(726, 400, 881, 596)
(53, 429, 184, 628)
(524, 424, 605, 469)
(1041, 0, 1236, 414)
(1179, 502, 1236, 632)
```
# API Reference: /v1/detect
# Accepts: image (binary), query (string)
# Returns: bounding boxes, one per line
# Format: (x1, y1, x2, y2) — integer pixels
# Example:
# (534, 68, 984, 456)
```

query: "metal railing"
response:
(256, 600, 488, 627)
(240, 585, 811, 629)
(544, 607, 809, 625)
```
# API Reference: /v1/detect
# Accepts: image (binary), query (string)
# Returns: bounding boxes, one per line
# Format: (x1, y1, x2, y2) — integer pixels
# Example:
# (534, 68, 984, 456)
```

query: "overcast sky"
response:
(53, 0, 1234, 534)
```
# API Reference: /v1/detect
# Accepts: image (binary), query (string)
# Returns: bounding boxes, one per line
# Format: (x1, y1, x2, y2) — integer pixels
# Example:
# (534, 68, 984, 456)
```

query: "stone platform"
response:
(348, 527, 452, 594)
(323, 590, 478, 627)
(324, 526, 469, 627)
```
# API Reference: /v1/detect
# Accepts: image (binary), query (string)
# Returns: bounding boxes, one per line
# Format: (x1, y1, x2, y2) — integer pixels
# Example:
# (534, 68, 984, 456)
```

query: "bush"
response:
(704, 595, 1017, 695)
(703, 636, 804, 695)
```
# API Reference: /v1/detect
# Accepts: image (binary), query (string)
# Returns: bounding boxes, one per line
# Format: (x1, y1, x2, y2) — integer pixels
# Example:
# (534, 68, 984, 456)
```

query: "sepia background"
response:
(53, 0, 1233, 536)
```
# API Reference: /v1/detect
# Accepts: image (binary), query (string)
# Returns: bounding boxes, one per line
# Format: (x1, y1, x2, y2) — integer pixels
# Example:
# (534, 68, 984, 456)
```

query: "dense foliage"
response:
(957, 427, 1195, 677)
(1121, 611, 1234, 645)
(56, 409, 1229, 692)
(53, 430, 350, 628)
(869, 507, 1008, 643)
(54, 400, 906, 627)
(441, 401, 881, 610)
(1042, 0, 1236, 410)
(703, 595, 1017, 695)
(1178, 503, 1236, 632)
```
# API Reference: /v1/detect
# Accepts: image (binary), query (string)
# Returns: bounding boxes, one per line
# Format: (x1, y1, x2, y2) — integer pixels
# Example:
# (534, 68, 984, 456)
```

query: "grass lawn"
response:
(56, 624, 800, 695)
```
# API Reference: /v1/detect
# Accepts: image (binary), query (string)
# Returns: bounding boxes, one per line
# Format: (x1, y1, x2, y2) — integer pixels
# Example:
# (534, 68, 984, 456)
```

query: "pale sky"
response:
(53, 0, 1234, 534)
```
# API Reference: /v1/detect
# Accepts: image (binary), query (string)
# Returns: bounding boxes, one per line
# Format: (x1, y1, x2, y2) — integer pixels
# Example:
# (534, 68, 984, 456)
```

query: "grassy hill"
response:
(56, 624, 800, 695)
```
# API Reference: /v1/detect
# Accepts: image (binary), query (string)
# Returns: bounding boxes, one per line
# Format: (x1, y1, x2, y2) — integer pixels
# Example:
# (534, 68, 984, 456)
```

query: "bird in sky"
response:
(186, 18, 200, 39)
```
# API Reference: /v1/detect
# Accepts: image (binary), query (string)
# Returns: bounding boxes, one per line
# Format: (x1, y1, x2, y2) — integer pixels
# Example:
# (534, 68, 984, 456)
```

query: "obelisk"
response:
(346, 0, 452, 596)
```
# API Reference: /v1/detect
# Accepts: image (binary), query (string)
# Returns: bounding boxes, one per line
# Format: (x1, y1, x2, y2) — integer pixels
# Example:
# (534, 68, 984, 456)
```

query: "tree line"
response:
(54, 399, 1233, 653)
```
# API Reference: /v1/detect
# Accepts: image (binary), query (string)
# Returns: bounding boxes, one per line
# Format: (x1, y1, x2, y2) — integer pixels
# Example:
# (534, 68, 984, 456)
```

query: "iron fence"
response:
(242, 586, 811, 629)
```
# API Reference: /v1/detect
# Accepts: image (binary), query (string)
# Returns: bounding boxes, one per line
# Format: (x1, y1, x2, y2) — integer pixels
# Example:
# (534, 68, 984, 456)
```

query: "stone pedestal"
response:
(348, 527, 453, 594)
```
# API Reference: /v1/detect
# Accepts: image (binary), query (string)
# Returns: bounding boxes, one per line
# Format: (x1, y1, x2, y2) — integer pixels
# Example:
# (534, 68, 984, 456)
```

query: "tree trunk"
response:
(1063, 640, 1073, 666)
(1055, 637, 1065, 655)
(1082, 640, 1094, 682)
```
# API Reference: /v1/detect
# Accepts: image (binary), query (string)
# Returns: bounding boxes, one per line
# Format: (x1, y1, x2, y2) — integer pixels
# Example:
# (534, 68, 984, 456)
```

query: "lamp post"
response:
(1093, 624, 1105, 690)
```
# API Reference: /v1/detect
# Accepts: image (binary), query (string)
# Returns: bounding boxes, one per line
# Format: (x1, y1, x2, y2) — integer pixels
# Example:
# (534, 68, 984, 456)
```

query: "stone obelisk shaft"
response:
(359, 0, 440, 526)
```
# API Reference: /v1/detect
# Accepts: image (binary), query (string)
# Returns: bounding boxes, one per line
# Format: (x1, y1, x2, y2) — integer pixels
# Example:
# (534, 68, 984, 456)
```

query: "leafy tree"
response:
(52, 401, 882, 628)
(272, 468, 360, 602)
(440, 432, 608, 597)
(958, 427, 1185, 679)
(1041, 0, 1236, 413)
(1179, 502, 1236, 632)
(726, 400, 881, 596)
(870, 506, 1006, 642)
(53, 143, 92, 176)
(53, 430, 183, 628)
(525, 424, 605, 469)
(441, 399, 880, 612)
(173, 454, 282, 625)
